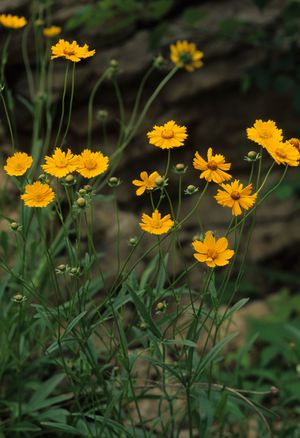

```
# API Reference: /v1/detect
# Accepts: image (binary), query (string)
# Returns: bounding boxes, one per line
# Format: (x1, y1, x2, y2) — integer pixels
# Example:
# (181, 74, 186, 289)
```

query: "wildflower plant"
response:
(0, 5, 299, 438)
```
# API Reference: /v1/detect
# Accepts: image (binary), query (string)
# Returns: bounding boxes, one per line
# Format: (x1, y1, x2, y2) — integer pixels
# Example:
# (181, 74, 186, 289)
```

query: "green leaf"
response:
(62, 311, 87, 338)
(222, 298, 249, 321)
(127, 284, 161, 339)
(40, 422, 81, 434)
(140, 254, 159, 290)
(163, 339, 197, 348)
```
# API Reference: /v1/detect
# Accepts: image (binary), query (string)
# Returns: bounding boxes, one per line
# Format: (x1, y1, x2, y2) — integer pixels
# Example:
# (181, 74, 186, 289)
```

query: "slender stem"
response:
(87, 70, 108, 148)
(54, 62, 69, 147)
(0, 92, 15, 152)
(60, 62, 75, 147)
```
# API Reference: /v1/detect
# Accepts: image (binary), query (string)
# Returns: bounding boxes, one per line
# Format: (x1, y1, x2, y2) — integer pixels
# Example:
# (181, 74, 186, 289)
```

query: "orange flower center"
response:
(275, 147, 287, 159)
(84, 158, 97, 170)
(259, 129, 272, 139)
(231, 191, 240, 200)
(63, 48, 76, 56)
(207, 160, 218, 170)
(207, 249, 217, 259)
(161, 128, 174, 139)
(34, 192, 45, 202)
(55, 157, 68, 168)
(14, 162, 24, 170)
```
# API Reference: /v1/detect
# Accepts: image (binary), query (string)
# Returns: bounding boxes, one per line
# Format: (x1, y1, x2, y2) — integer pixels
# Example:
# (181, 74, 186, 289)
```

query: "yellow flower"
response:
(4, 152, 33, 176)
(76, 149, 109, 178)
(51, 39, 95, 62)
(42, 148, 78, 178)
(139, 209, 174, 235)
(147, 120, 187, 149)
(193, 231, 234, 268)
(193, 148, 232, 183)
(21, 181, 54, 208)
(43, 26, 61, 38)
(288, 138, 300, 152)
(265, 140, 300, 167)
(170, 40, 204, 72)
(0, 14, 27, 29)
(132, 171, 161, 196)
(215, 179, 257, 216)
(247, 119, 283, 148)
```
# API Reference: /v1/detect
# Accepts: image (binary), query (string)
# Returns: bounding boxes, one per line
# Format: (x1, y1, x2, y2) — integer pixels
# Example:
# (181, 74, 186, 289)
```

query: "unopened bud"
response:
(108, 176, 120, 187)
(10, 222, 20, 231)
(155, 300, 167, 312)
(76, 197, 86, 208)
(185, 185, 198, 195)
(129, 236, 138, 247)
(65, 174, 74, 183)
(153, 55, 164, 69)
(78, 189, 86, 195)
(155, 176, 165, 187)
(83, 185, 92, 192)
(270, 386, 279, 395)
(57, 264, 66, 272)
(248, 151, 258, 159)
(96, 109, 108, 121)
(12, 294, 27, 303)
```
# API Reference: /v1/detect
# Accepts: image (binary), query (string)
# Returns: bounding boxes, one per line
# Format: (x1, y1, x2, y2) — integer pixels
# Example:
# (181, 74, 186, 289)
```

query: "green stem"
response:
(87, 71, 108, 148)
(54, 62, 69, 147)
(60, 62, 75, 147)
(0, 91, 15, 152)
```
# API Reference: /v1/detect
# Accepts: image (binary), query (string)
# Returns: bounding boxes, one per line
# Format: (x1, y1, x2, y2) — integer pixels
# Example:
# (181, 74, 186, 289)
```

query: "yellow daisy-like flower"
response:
(0, 14, 27, 29)
(247, 119, 283, 148)
(139, 209, 174, 235)
(132, 171, 161, 196)
(215, 180, 257, 216)
(288, 138, 300, 152)
(193, 148, 232, 183)
(21, 182, 55, 208)
(147, 120, 187, 149)
(4, 152, 33, 176)
(42, 148, 79, 178)
(76, 149, 109, 179)
(51, 39, 95, 62)
(265, 140, 300, 167)
(192, 231, 234, 268)
(170, 40, 204, 72)
(43, 26, 61, 38)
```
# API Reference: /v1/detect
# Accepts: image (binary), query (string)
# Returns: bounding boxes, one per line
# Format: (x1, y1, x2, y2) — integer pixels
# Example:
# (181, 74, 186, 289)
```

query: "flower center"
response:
(231, 191, 240, 200)
(55, 158, 68, 168)
(179, 51, 193, 65)
(152, 219, 162, 229)
(161, 129, 174, 139)
(207, 249, 217, 259)
(64, 48, 76, 56)
(259, 130, 272, 139)
(14, 163, 24, 170)
(275, 147, 287, 158)
(207, 160, 218, 170)
(34, 192, 44, 201)
(84, 159, 97, 170)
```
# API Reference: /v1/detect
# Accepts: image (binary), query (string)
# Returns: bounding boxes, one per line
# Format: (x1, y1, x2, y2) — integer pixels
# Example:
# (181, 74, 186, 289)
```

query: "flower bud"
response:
(153, 55, 164, 69)
(38, 173, 49, 183)
(185, 185, 198, 195)
(83, 185, 92, 192)
(76, 197, 86, 208)
(10, 222, 21, 231)
(65, 174, 74, 183)
(129, 236, 138, 247)
(108, 176, 121, 187)
(270, 386, 279, 395)
(11, 294, 27, 303)
(155, 300, 167, 313)
(57, 264, 66, 272)
(139, 322, 148, 331)
(78, 189, 86, 195)
(248, 151, 258, 159)
(154, 176, 165, 187)
(174, 163, 187, 174)
(244, 151, 261, 162)
(96, 109, 108, 121)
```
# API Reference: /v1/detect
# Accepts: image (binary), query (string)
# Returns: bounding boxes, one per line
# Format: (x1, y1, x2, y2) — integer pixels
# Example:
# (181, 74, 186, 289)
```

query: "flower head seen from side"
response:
(76, 149, 109, 178)
(147, 120, 187, 149)
(43, 26, 61, 38)
(0, 14, 27, 29)
(21, 182, 55, 208)
(193, 231, 234, 268)
(4, 152, 33, 176)
(51, 39, 95, 62)
(265, 139, 300, 167)
(170, 40, 204, 72)
(139, 209, 174, 235)
(288, 138, 300, 152)
(215, 179, 257, 216)
(42, 148, 79, 178)
(247, 119, 283, 148)
(193, 148, 232, 183)
(132, 171, 161, 196)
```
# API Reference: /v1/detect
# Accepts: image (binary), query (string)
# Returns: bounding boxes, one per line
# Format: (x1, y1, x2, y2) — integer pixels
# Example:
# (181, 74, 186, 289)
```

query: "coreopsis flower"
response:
(76, 149, 109, 178)
(247, 119, 283, 148)
(192, 231, 234, 268)
(139, 209, 174, 235)
(170, 40, 204, 72)
(147, 120, 187, 149)
(0, 14, 27, 29)
(4, 152, 33, 176)
(132, 171, 161, 196)
(42, 148, 78, 178)
(215, 179, 257, 216)
(43, 26, 61, 38)
(193, 148, 232, 183)
(265, 140, 300, 167)
(21, 181, 54, 208)
(51, 39, 95, 62)
(288, 138, 300, 152)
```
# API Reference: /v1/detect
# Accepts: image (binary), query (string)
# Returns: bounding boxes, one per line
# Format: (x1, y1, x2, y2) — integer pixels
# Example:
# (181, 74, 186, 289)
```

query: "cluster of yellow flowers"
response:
(4, 148, 109, 208)
(131, 118, 299, 267)
(0, 13, 62, 38)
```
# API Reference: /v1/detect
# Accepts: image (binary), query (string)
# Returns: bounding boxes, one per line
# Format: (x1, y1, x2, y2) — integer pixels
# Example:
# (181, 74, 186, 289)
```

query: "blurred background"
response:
(1, 0, 300, 433)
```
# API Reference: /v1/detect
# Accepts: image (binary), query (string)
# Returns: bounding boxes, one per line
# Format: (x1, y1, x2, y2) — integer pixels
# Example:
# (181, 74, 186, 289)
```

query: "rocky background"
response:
(1, 0, 299, 293)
